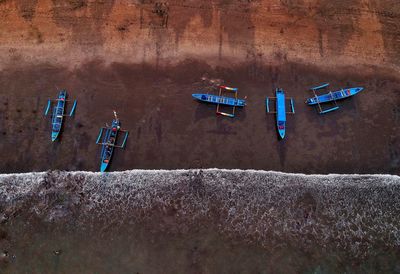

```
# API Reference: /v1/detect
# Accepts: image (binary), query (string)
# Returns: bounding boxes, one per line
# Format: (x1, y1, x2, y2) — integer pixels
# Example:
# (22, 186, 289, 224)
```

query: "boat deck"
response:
(192, 94, 246, 107)
(307, 87, 363, 105)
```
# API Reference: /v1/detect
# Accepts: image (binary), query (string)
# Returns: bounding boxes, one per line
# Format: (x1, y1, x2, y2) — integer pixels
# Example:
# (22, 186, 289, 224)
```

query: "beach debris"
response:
(0, 214, 8, 224)
(53, 249, 62, 256)
(95, 111, 129, 172)
(306, 83, 364, 114)
(151, 2, 169, 28)
(44, 90, 77, 141)
(200, 76, 225, 87)
(265, 88, 295, 139)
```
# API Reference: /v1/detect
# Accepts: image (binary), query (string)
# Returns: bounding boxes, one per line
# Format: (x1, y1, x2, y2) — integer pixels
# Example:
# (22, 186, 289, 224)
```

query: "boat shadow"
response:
(193, 102, 247, 124)
(264, 112, 294, 168)
(193, 102, 216, 122)
(206, 119, 238, 135)
(277, 140, 287, 167)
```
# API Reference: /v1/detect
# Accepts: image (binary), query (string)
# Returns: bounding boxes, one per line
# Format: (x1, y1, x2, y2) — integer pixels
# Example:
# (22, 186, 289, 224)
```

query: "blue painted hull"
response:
(100, 162, 109, 173)
(51, 90, 67, 141)
(306, 87, 363, 105)
(99, 120, 120, 172)
(192, 94, 246, 107)
(51, 131, 60, 142)
(276, 90, 286, 139)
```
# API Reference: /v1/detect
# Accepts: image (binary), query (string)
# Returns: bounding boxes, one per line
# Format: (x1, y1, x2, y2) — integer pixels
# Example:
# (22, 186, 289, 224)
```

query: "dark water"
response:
(0, 169, 399, 273)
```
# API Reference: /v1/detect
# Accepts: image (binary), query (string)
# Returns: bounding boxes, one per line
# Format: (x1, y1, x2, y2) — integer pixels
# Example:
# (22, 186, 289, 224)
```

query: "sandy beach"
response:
(0, 61, 399, 174)
(0, 1, 400, 273)
(0, 0, 399, 174)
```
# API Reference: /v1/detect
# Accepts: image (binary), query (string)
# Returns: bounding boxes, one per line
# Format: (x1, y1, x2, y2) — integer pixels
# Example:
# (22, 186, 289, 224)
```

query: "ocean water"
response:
(0, 169, 399, 273)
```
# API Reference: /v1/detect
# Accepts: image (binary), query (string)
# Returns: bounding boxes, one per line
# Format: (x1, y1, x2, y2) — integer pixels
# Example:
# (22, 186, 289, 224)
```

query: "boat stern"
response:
(59, 90, 67, 99)
(277, 121, 286, 139)
(237, 99, 246, 107)
(351, 87, 364, 95)
(278, 129, 285, 139)
(305, 97, 317, 105)
(51, 131, 60, 142)
(192, 94, 207, 101)
(100, 161, 109, 172)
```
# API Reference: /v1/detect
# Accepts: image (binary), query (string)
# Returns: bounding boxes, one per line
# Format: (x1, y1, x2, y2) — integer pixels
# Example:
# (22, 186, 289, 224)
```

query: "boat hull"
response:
(276, 90, 286, 139)
(99, 120, 119, 172)
(278, 127, 285, 139)
(100, 162, 109, 173)
(306, 87, 363, 105)
(50, 90, 67, 141)
(192, 94, 246, 107)
(51, 131, 60, 142)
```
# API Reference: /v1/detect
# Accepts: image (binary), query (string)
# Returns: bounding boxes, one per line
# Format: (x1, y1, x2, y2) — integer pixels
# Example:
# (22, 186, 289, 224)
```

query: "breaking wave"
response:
(1, 169, 400, 259)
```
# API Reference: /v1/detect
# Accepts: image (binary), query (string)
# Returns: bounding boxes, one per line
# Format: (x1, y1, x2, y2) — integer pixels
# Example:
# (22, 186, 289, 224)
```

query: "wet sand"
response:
(0, 60, 399, 174)
(1, 170, 400, 273)
(5, 220, 398, 273)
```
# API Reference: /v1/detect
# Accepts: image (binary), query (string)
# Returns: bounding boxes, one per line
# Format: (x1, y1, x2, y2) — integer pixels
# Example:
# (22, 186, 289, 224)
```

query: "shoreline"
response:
(1, 168, 400, 177)
(1, 1, 400, 272)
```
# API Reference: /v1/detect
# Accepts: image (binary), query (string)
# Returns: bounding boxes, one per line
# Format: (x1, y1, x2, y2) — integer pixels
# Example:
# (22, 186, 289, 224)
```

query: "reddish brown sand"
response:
(0, 0, 399, 174)
(1, 0, 400, 70)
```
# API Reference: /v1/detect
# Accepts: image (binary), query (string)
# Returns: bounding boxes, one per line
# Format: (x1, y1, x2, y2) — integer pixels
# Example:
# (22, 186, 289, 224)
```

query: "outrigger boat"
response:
(95, 111, 129, 172)
(44, 90, 77, 141)
(265, 88, 295, 139)
(192, 85, 246, 118)
(306, 83, 364, 114)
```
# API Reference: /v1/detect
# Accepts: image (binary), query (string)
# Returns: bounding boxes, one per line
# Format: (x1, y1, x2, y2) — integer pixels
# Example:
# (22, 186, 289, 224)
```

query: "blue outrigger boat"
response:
(44, 90, 77, 141)
(266, 88, 295, 139)
(306, 83, 364, 114)
(192, 85, 246, 118)
(96, 111, 129, 172)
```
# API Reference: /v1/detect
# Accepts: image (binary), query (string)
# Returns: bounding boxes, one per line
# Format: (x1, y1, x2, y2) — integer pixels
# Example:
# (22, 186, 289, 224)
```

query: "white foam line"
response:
(0, 168, 399, 178)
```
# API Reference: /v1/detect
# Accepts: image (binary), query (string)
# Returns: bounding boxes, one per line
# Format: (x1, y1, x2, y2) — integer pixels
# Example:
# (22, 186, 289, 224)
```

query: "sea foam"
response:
(0, 169, 399, 258)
